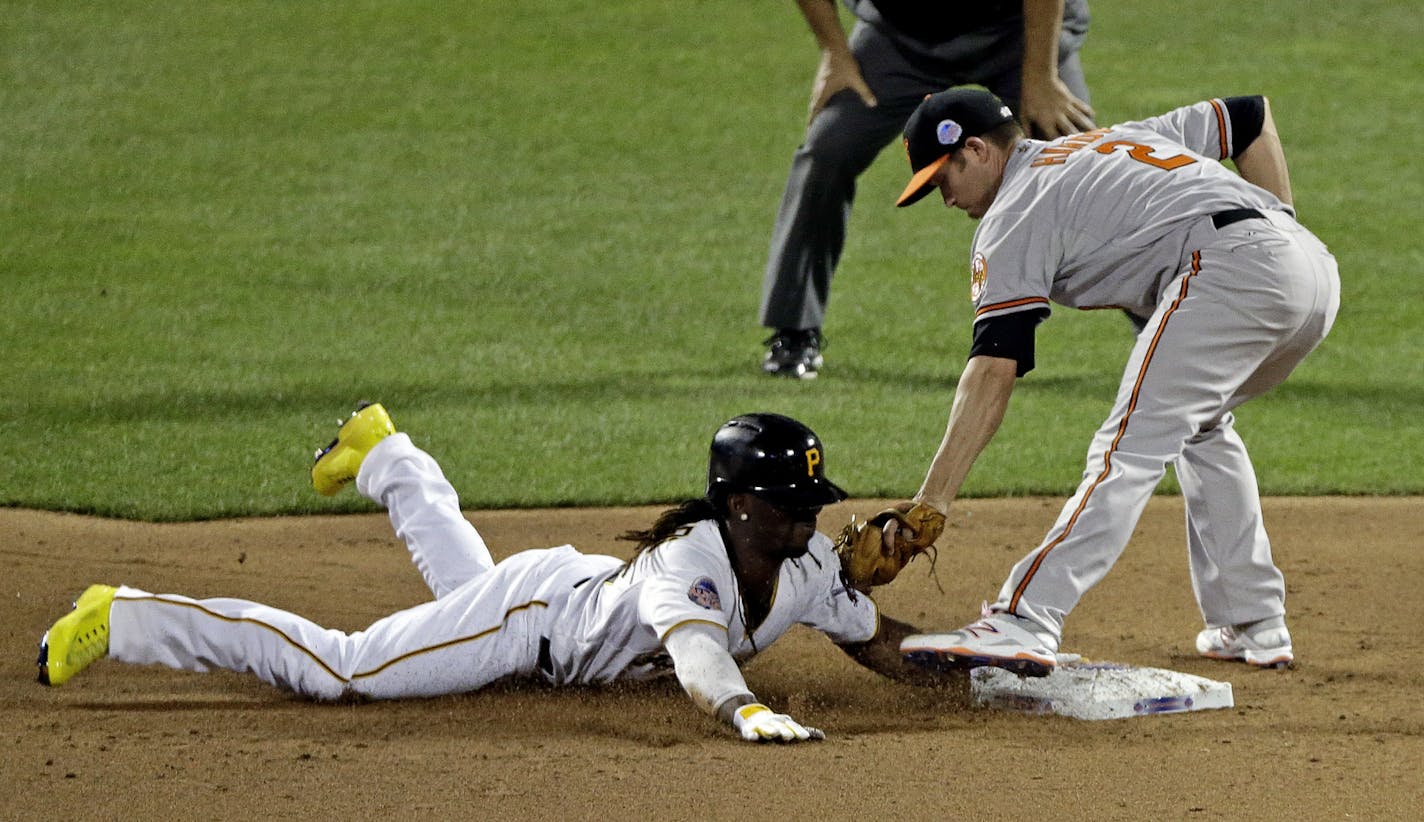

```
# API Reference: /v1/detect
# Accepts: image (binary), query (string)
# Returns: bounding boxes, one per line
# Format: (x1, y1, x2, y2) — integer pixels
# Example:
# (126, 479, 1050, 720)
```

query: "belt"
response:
(1211, 208, 1264, 229)
(535, 576, 598, 680)
(538, 636, 554, 677)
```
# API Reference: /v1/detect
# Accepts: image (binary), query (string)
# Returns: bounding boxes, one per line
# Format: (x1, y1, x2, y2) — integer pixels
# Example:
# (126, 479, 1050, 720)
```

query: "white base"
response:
(969, 654, 1234, 720)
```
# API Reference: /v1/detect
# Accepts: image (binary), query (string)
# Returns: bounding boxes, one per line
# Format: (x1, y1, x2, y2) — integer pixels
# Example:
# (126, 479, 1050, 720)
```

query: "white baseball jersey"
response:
(106, 434, 877, 700)
(955, 99, 1340, 643)
(548, 518, 877, 685)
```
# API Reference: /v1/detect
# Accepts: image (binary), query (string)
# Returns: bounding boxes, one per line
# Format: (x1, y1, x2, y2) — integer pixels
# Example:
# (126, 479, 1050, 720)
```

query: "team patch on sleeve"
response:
(687, 577, 722, 610)
(970, 252, 988, 302)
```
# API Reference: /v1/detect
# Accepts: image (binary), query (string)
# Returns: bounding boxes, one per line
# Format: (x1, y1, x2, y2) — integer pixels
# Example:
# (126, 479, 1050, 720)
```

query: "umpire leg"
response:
(759, 22, 928, 332)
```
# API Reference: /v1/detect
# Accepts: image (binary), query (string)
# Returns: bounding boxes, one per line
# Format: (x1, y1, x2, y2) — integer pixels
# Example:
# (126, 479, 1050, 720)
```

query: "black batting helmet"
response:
(706, 413, 848, 509)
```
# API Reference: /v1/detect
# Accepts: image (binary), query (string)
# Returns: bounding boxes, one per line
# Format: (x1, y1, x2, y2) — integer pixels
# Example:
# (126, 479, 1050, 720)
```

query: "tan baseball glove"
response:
(833, 501, 946, 592)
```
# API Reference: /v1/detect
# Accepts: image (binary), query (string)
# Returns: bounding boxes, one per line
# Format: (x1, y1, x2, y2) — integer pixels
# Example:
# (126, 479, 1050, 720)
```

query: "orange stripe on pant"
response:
(1007, 250, 1205, 615)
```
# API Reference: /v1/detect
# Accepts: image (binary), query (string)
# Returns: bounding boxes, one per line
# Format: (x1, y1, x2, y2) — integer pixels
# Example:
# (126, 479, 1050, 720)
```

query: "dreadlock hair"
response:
(619, 493, 726, 563)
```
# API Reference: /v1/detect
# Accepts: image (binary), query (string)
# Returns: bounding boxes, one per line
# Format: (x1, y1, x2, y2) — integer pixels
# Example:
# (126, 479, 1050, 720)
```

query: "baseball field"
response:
(3, 1, 1421, 819)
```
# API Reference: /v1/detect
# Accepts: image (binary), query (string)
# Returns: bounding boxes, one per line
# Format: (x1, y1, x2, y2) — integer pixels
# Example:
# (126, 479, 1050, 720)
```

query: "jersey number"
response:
(1094, 140, 1196, 171)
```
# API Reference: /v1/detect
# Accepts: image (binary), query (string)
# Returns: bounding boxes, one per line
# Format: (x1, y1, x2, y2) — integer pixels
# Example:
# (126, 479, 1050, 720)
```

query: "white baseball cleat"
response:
(901, 610, 1059, 678)
(1196, 619, 1293, 668)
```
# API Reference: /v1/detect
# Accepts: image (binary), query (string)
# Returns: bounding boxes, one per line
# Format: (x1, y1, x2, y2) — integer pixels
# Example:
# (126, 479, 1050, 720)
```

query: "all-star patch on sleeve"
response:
(686, 577, 722, 610)
(636, 524, 735, 643)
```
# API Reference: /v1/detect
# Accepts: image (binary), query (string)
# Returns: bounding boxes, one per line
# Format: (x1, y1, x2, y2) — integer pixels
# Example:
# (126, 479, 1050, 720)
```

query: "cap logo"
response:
(936, 119, 963, 146)
(999, 105, 1013, 119)
(804, 447, 821, 477)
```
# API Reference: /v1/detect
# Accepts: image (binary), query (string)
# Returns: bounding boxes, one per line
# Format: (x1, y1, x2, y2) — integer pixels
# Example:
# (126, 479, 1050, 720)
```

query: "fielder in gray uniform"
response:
(760, 0, 1094, 379)
(890, 88, 1339, 677)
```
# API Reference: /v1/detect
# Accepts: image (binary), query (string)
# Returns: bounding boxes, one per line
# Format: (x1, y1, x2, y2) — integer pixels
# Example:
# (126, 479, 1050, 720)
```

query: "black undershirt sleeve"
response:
(1222, 96, 1265, 158)
(969, 307, 1049, 377)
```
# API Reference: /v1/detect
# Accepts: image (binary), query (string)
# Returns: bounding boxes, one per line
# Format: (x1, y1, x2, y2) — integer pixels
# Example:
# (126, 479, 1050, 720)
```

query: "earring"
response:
(739, 513, 749, 521)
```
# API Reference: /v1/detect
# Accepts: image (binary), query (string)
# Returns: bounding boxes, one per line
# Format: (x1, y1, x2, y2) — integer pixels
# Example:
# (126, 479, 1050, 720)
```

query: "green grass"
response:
(2, 0, 1420, 520)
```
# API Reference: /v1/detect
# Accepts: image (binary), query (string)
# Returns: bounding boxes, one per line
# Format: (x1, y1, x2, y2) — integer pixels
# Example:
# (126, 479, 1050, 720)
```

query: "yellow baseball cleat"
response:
(311, 402, 396, 496)
(37, 584, 118, 686)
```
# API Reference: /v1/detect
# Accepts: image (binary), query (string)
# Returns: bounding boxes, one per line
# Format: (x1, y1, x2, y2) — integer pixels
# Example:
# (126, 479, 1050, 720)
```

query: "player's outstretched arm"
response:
(839, 614, 967, 688)
(1231, 96, 1293, 208)
(915, 354, 1019, 513)
(663, 623, 824, 743)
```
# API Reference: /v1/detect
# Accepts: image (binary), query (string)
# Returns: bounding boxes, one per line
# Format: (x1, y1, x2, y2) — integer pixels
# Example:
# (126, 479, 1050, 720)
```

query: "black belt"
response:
(536, 576, 595, 679)
(538, 636, 553, 677)
(1211, 208, 1264, 229)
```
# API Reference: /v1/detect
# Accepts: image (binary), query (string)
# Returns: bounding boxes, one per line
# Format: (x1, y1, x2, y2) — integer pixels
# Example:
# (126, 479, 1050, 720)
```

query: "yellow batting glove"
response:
(732, 703, 825, 743)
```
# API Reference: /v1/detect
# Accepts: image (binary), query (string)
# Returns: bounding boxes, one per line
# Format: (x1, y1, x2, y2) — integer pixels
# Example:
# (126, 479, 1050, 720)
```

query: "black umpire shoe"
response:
(761, 328, 824, 380)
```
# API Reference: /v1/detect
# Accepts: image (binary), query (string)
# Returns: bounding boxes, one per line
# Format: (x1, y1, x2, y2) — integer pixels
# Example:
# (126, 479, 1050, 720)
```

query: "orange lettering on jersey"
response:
(805, 447, 821, 477)
(1072, 127, 1112, 142)
(1094, 140, 1197, 170)
(970, 252, 988, 302)
(1029, 127, 1112, 167)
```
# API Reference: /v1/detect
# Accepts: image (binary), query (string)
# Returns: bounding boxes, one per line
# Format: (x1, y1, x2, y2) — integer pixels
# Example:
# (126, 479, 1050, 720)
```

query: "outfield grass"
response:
(3, 1, 1420, 520)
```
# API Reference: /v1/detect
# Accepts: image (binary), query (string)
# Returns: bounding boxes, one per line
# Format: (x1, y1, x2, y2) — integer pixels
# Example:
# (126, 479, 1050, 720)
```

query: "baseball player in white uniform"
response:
(887, 88, 1339, 676)
(37, 406, 947, 742)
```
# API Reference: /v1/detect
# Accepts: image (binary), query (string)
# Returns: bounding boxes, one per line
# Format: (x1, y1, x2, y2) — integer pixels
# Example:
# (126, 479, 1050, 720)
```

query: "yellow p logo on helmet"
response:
(706, 413, 846, 508)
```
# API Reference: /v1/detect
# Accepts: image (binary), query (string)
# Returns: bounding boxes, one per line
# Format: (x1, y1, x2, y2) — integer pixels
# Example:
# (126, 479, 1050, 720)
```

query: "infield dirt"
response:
(4, 497, 1421, 820)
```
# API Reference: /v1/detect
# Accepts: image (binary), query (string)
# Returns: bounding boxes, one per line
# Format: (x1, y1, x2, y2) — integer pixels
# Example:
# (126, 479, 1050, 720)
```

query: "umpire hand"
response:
(810, 50, 877, 123)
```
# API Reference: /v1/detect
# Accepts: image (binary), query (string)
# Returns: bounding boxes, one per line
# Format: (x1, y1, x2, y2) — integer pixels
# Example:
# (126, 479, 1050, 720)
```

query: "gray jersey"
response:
(970, 99, 1292, 320)
(953, 99, 1340, 647)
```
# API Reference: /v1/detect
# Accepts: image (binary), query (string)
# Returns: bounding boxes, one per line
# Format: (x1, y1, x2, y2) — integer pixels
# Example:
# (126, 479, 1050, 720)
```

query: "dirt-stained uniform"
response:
(106, 434, 877, 700)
